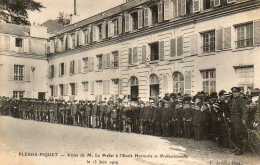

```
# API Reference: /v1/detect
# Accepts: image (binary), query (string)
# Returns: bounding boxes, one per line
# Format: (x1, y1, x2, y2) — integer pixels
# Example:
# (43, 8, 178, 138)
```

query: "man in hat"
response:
(176, 95, 184, 137)
(183, 95, 193, 138)
(230, 87, 247, 155)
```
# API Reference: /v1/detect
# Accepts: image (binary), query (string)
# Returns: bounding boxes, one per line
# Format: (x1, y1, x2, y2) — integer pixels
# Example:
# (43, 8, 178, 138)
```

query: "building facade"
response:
(0, 23, 49, 99)
(1, 0, 260, 101)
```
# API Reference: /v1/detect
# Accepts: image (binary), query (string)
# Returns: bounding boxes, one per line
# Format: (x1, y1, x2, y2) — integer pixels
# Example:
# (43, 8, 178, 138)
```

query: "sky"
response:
(28, 0, 124, 24)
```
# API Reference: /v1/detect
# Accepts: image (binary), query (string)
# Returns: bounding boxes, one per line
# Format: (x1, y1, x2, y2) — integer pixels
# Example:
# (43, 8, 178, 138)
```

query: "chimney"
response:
(74, 0, 77, 15)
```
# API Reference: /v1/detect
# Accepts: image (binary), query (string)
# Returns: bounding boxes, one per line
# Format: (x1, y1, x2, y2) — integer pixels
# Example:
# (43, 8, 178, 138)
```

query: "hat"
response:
(183, 95, 191, 102)
(231, 87, 241, 93)
(219, 90, 227, 97)
(210, 92, 218, 98)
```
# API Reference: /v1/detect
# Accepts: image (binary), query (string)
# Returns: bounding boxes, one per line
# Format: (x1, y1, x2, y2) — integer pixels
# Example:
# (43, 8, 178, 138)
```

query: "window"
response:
(203, 0, 214, 10)
(173, 72, 184, 94)
(150, 74, 160, 98)
(13, 91, 24, 99)
(82, 57, 88, 73)
(130, 76, 139, 101)
(201, 30, 215, 53)
(14, 64, 24, 81)
(128, 48, 138, 65)
(97, 24, 102, 41)
(150, 4, 159, 25)
(50, 85, 54, 97)
(96, 80, 103, 96)
(15, 38, 23, 47)
(112, 51, 119, 68)
(235, 23, 253, 48)
(201, 69, 216, 94)
(70, 83, 76, 96)
(112, 19, 118, 35)
(59, 84, 64, 96)
(149, 42, 159, 61)
(69, 60, 75, 74)
(234, 66, 254, 91)
(82, 81, 89, 92)
(97, 54, 103, 71)
(71, 33, 76, 48)
(130, 11, 138, 30)
(50, 65, 55, 78)
(60, 63, 65, 76)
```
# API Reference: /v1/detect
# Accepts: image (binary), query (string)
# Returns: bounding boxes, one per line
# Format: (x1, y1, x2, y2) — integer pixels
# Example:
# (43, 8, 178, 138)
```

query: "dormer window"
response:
(130, 11, 138, 30)
(150, 4, 159, 25)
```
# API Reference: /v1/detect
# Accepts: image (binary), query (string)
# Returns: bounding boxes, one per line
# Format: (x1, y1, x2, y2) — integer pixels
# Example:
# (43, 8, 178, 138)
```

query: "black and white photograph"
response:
(0, 0, 260, 164)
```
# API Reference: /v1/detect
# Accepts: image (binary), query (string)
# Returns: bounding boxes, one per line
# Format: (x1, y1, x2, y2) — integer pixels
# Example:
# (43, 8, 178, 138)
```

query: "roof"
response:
(0, 23, 30, 36)
(54, 0, 151, 35)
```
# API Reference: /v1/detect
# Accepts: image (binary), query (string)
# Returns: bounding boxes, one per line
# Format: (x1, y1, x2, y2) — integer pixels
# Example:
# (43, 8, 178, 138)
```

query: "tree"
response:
(0, 0, 44, 25)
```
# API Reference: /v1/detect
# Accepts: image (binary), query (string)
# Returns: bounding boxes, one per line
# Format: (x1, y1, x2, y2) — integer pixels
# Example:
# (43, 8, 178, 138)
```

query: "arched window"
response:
(173, 72, 184, 94)
(130, 76, 139, 101)
(150, 74, 160, 97)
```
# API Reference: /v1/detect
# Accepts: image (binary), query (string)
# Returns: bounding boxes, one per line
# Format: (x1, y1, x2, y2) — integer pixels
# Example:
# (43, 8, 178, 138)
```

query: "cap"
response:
(231, 87, 241, 93)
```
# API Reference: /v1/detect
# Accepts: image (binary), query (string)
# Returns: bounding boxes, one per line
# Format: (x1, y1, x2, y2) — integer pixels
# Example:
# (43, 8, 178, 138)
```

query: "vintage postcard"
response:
(0, 0, 260, 165)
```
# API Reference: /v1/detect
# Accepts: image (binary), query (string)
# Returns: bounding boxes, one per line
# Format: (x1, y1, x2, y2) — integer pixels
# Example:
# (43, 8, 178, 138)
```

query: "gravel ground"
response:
(0, 116, 259, 165)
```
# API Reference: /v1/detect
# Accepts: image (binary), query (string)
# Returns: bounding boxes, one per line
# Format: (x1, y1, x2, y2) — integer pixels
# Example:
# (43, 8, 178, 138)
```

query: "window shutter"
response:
(91, 81, 95, 95)
(54, 85, 58, 97)
(177, 36, 183, 56)
(75, 83, 78, 96)
(142, 45, 147, 63)
(25, 65, 31, 82)
(173, 0, 177, 18)
(92, 26, 97, 42)
(78, 59, 82, 73)
(133, 47, 138, 64)
(138, 9, 143, 29)
(102, 54, 106, 70)
(78, 30, 85, 46)
(184, 71, 192, 95)
(214, 0, 220, 6)
(170, 38, 176, 57)
(8, 64, 14, 81)
(88, 26, 92, 43)
(179, 0, 186, 16)
(159, 41, 165, 61)
(128, 48, 133, 65)
(107, 53, 111, 68)
(64, 63, 67, 75)
(118, 16, 123, 34)
(144, 7, 151, 26)
(108, 21, 115, 37)
(191, 34, 198, 55)
(54, 65, 57, 77)
(89, 57, 94, 72)
(102, 21, 107, 39)
(224, 27, 231, 49)
(23, 38, 30, 53)
(158, 1, 164, 23)
(64, 84, 69, 96)
(193, 0, 200, 13)
(254, 20, 260, 46)
(164, 0, 173, 20)
(216, 28, 223, 50)
(50, 40, 55, 53)
(125, 13, 130, 32)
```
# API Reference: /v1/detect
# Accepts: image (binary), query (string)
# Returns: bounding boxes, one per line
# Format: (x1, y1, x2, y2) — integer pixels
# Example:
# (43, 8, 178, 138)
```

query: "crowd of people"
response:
(0, 87, 260, 155)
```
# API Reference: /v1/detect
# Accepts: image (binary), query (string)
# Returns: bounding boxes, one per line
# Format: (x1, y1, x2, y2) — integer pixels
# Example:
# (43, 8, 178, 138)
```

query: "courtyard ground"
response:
(0, 116, 259, 165)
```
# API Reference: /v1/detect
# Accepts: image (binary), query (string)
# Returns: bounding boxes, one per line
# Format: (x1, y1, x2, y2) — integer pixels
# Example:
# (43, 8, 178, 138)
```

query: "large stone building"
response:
(1, 0, 260, 101)
(0, 23, 49, 99)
